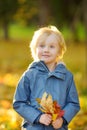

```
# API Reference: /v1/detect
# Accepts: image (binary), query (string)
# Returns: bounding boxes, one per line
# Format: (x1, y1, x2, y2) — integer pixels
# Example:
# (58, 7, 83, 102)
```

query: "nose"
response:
(44, 46, 49, 52)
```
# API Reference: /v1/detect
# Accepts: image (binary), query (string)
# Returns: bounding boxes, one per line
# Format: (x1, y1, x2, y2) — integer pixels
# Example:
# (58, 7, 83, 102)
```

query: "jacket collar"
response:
(29, 61, 67, 80)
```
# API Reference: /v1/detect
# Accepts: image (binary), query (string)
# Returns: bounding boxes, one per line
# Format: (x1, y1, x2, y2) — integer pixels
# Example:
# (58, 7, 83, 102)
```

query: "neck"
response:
(46, 62, 57, 72)
(46, 59, 64, 71)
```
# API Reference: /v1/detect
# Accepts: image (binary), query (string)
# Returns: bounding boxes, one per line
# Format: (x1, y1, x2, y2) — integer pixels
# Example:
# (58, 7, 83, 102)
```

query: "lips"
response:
(42, 55, 50, 57)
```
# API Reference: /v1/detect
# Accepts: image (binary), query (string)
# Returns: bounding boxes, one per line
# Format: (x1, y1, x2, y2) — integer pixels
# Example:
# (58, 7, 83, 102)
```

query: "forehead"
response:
(45, 34, 58, 44)
(38, 33, 59, 44)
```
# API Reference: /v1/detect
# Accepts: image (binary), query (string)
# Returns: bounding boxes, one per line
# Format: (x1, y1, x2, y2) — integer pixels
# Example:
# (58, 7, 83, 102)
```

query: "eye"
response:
(39, 44, 45, 48)
(50, 45, 55, 48)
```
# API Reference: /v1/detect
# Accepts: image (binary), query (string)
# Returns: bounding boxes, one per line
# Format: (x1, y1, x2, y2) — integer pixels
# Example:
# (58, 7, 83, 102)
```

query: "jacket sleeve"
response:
(63, 75, 80, 124)
(13, 72, 42, 124)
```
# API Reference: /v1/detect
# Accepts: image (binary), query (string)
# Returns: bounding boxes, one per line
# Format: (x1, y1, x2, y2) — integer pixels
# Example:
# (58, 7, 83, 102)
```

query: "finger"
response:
(45, 117, 52, 125)
(46, 114, 52, 120)
(45, 120, 51, 126)
(47, 114, 52, 118)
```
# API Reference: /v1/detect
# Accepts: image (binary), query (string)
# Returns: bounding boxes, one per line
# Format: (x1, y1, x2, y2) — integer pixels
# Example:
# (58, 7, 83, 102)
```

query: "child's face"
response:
(36, 34, 60, 65)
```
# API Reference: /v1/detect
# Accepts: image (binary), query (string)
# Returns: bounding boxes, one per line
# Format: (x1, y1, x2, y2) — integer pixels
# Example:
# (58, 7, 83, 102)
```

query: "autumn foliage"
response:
(36, 92, 64, 121)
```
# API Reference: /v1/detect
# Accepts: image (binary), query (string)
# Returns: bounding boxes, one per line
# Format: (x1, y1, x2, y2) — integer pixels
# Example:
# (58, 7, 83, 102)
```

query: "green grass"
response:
(0, 23, 37, 40)
(9, 24, 37, 39)
(0, 22, 86, 42)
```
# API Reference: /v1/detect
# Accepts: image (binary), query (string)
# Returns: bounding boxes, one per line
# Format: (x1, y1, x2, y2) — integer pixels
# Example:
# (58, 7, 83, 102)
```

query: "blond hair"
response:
(30, 25, 66, 61)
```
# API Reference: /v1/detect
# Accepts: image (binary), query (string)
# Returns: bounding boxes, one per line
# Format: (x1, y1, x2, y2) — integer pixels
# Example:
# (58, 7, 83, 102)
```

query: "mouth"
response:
(42, 55, 50, 58)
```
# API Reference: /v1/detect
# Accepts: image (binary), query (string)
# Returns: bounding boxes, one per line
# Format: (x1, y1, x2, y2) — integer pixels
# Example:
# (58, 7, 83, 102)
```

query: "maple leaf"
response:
(53, 101, 65, 120)
(36, 92, 54, 114)
(36, 92, 65, 121)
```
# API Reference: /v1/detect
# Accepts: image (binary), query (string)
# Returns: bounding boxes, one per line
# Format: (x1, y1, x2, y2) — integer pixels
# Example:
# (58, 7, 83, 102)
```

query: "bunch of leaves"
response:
(36, 92, 64, 121)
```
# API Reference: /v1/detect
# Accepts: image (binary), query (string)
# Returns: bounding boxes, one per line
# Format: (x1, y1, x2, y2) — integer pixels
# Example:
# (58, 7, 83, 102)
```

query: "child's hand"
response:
(39, 114, 52, 126)
(52, 117, 63, 129)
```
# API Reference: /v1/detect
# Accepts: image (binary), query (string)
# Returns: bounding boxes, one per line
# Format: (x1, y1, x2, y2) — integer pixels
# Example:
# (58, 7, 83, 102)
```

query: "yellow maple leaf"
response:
(36, 92, 54, 113)
(52, 114, 58, 121)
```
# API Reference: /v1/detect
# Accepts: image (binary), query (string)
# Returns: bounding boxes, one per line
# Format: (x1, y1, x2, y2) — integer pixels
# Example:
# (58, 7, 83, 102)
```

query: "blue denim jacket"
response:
(13, 61, 80, 130)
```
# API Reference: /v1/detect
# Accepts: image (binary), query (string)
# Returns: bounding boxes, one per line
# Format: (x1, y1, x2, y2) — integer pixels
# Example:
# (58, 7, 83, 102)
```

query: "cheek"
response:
(53, 49, 59, 56)
(36, 48, 42, 57)
(56, 48, 60, 56)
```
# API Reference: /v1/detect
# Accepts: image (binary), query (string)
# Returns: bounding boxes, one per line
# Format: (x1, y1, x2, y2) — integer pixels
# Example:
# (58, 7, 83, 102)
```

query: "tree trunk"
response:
(3, 21, 9, 40)
(38, 0, 50, 26)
